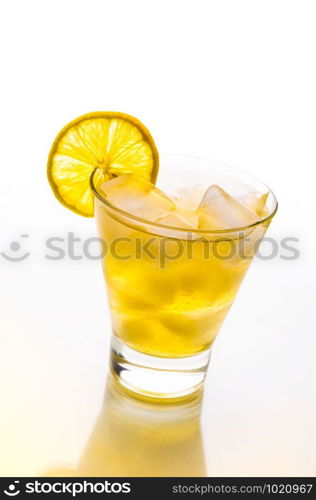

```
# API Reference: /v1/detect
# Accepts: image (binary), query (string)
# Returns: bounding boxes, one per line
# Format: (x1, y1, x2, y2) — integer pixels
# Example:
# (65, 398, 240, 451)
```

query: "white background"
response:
(0, 0, 315, 476)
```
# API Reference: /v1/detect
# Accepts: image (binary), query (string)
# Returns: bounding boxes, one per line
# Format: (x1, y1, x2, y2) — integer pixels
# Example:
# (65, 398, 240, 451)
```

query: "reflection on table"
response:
(75, 374, 206, 477)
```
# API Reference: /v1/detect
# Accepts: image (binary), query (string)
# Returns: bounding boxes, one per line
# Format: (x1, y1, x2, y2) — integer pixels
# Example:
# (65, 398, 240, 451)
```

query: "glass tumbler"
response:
(91, 155, 278, 401)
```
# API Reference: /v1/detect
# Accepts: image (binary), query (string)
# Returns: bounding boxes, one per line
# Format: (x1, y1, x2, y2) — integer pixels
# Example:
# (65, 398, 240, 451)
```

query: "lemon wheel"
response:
(47, 112, 159, 216)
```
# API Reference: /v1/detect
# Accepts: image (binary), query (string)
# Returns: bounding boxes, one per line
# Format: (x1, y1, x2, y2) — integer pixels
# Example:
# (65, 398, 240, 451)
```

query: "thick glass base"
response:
(110, 335, 211, 402)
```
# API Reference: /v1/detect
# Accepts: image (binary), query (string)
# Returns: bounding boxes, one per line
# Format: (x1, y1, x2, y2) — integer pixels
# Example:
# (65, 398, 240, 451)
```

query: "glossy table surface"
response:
(1, 238, 315, 477)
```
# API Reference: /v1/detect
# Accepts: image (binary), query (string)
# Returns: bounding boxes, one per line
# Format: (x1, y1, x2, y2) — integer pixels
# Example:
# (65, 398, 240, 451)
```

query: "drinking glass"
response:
(91, 155, 278, 401)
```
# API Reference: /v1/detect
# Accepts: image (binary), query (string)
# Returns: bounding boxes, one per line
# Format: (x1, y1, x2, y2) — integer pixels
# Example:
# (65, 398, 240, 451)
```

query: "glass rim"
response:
(90, 153, 278, 235)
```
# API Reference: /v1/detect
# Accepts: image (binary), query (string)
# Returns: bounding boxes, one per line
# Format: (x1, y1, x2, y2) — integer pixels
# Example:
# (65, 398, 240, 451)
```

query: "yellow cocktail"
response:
(91, 156, 277, 399)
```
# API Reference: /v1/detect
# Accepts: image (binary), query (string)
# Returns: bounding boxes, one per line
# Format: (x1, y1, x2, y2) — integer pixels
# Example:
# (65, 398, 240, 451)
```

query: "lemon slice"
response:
(47, 112, 159, 216)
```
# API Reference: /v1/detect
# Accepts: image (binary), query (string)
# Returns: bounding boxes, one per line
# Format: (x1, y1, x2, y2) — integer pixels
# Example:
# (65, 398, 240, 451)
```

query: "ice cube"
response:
(177, 208, 200, 228)
(173, 185, 207, 211)
(100, 175, 176, 221)
(237, 192, 269, 218)
(156, 212, 194, 229)
(158, 186, 203, 229)
(198, 185, 258, 229)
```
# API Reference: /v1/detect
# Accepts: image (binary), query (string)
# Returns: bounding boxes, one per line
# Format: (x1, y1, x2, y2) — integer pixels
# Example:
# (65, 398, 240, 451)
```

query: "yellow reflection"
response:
(76, 374, 206, 477)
